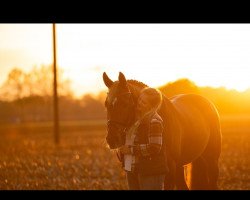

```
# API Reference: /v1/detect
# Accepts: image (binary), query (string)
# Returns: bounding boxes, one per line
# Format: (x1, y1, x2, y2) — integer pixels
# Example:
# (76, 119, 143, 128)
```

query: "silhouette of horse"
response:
(103, 72, 221, 190)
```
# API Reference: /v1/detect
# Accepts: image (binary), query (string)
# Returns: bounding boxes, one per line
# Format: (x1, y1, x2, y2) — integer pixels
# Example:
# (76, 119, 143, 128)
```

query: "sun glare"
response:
(1, 24, 250, 96)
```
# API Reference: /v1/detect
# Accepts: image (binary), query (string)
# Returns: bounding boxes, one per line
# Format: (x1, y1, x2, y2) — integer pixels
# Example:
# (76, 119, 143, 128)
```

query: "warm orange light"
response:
(1, 24, 250, 97)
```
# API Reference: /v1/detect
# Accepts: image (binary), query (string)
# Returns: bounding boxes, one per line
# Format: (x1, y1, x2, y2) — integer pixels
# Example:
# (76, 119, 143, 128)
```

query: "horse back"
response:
(169, 94, 220, 165)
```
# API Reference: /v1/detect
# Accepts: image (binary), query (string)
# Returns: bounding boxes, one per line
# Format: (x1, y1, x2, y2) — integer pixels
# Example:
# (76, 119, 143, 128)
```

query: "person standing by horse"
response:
(118, 87, 168, 190)
(103, 72, 221, 190)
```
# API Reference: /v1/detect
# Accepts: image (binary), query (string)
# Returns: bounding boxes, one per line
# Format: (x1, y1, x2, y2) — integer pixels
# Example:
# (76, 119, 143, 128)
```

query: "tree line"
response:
(0, 66, 106, 123)
(1, 65, 250, 124)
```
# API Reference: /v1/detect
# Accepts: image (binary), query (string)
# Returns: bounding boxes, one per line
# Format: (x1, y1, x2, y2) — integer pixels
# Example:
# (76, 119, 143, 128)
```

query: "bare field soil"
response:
(0, 116, 249, 190)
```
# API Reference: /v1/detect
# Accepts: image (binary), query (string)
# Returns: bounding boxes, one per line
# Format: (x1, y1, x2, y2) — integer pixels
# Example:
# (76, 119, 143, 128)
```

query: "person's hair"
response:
(140, 87, 162, 110)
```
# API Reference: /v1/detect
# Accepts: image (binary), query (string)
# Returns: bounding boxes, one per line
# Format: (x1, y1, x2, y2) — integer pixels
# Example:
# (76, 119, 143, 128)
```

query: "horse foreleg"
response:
(164, 158, 176, 190)
(175, 164, 189, 190)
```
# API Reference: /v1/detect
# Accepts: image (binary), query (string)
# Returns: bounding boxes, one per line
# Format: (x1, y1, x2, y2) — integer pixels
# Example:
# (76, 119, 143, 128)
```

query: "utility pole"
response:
(53, 23, 60, 144)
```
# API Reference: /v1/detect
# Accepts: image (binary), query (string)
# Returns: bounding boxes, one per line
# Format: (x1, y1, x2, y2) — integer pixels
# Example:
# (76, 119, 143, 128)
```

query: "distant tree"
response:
(0, 65, 73, 101)
(159, 78, 250, 115)
(2, 72, 250, 123)
(159, 78, 200, 98)
(96, 91, 107, 105)
(79, 94, 106, 120)
(0, 68, 26, 101)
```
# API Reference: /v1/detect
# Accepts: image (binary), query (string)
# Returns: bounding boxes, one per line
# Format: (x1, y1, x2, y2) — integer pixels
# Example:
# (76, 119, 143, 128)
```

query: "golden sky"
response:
(1, 24, 250, 97)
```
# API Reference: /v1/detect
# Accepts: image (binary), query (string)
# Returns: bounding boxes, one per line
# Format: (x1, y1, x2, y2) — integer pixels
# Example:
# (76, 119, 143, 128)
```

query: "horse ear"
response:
(103, 72, 114, 88)
(118, 72, 127, 86)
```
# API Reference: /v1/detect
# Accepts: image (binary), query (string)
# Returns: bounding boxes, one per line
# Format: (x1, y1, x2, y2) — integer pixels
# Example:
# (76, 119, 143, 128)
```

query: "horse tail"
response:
(190, 100, 222, 190)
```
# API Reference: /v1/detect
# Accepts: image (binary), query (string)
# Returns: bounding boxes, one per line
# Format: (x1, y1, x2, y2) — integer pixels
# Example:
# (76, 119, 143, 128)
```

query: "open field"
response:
(0, 116, 249, 190)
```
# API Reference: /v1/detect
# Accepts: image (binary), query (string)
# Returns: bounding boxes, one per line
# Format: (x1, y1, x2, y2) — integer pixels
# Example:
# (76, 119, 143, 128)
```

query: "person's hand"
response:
(118, 145, 132, 155)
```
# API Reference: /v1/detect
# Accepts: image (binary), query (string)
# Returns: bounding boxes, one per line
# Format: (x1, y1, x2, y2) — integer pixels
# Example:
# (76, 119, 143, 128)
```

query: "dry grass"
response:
(0, 128, 126, 190)
(0, 116, 249, 190)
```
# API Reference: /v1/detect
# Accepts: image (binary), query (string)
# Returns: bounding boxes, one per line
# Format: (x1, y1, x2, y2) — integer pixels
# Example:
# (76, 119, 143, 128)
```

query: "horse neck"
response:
(161, 95, 179, 118)
(160, 94, 183, 129)
(160, 94, 183, 161)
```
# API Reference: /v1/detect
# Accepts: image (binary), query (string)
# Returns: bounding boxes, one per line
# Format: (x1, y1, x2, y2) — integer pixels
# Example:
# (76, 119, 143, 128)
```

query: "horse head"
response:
(103, 72, 136, 149)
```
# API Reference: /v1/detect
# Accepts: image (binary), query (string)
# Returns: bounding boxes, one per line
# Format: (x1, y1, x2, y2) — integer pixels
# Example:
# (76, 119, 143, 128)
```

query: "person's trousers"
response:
(126, 171, 165, 190)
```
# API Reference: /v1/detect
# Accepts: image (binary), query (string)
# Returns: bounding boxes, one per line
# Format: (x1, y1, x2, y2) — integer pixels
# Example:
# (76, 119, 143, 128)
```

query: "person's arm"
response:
(116, 149, 124, 161)
(132, 120, 163, 157)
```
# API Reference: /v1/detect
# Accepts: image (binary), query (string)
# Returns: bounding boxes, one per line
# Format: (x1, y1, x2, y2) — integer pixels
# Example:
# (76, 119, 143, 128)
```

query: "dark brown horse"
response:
(103, 72, 221, 190)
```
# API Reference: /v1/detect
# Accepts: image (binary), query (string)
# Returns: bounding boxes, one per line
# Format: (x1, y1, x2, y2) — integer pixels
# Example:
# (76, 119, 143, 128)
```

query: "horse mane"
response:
(126, 79, 148, 100)
(127, 79, 148, 88)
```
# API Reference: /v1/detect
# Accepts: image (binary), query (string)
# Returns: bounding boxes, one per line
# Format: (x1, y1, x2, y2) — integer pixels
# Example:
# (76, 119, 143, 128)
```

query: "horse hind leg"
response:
(202, 118, 221, 190)
(204, 126, 221, 190)
(206, 158, 219, 190)
(190, 156, 209, 190)
(191, 104, 221, 190)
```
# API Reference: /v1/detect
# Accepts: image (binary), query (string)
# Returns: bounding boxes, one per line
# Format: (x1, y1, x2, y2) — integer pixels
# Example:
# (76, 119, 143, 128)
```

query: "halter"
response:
(107, 91, 135, 136)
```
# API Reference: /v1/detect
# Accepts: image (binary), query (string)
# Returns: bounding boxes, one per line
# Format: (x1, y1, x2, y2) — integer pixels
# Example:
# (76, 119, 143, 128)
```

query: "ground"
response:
(0, 116, 249, 190)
